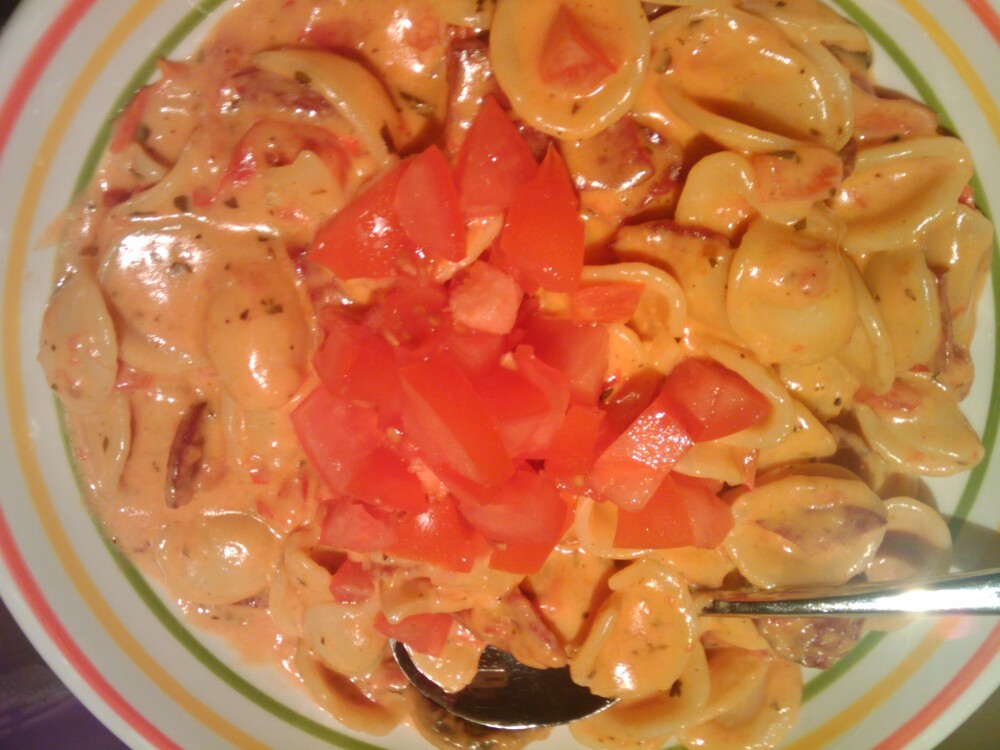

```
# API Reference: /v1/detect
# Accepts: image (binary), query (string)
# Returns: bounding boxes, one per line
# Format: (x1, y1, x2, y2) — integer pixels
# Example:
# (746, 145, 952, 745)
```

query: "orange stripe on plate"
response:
(782, 619, 962, 750)
(1, 2, 269, 748)
(874, 622, 1000, 750)
(900, 0, 1000, 146)
(963, 0, 1000, 46)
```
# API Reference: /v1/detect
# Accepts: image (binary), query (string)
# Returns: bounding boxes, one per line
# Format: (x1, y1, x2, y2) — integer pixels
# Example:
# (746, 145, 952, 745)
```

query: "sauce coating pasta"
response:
(39, 1, 992, 749)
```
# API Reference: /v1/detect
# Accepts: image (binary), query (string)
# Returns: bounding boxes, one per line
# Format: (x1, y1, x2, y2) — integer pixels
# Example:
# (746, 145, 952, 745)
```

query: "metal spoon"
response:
(392, 567, 1000, 729)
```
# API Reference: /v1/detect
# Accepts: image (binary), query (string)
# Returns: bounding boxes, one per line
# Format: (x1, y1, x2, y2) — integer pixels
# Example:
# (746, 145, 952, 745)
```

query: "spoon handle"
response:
(702, 568, 1000, 617)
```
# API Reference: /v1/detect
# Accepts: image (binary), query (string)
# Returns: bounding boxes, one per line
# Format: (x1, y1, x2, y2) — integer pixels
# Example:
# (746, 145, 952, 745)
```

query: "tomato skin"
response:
(545, 404, 605, 480)
(345, 446, 428, 513)
(663, 359, 772, 442)
(395, 145, 466, 262)
(521, 314, 608, 405)
(319, 499, 397, 553)
(389, 495, 490, 572)
(291, 385, 385, 493)
(374, 612, 453, 656)
(497, 145, 584, 293)
(569, 283, 644, 324)
(613, 472, 733, 549)
(590, 388, 694, 511)
(398, 354, 514, 488)
(456, 468, 568, 547)
(539, 6, 617, 92)
(488, 540, 556, 575)
(328, 560, 376, 604)
(453, 95, 539, 216)
(310, 164, 411, 280)
(313, 315, 401, 410)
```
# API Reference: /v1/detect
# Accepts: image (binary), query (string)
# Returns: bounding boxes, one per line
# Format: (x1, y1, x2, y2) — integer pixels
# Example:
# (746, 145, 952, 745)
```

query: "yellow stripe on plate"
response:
(2, 1, 271, 748)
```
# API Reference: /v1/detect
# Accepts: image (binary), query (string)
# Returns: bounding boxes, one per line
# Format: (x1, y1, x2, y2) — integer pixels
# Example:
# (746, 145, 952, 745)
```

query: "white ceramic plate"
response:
(1, 2, 999, 749)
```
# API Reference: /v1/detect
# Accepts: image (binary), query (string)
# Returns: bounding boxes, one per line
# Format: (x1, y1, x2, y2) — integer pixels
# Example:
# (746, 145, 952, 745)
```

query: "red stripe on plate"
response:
(0, 0, 97, 156)
(0, 2, 181, 747)
(964, 0, 1000, 45)
(0, 506, 183, 749)
(873, 622, 1000, 750)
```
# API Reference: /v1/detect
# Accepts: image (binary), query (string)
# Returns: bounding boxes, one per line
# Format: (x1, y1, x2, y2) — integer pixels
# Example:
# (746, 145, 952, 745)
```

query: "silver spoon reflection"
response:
(392, 567, 1000, 729)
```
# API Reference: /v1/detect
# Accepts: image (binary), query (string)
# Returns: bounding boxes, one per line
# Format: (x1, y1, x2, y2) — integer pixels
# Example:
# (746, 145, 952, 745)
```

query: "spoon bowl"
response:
(393, 567, 1000, 729)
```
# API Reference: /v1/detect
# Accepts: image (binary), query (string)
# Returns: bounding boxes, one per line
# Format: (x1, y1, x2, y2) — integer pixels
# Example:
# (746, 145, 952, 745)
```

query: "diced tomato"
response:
(328, 559, 376, 604)
(590, 387, 694, 511)
(474, 364, 554, 458)
(521, 314, 608, 405)
(319, 499, 397, 553)
(313, 315, 400, 410)
(507, 346, 572, 457)
(436, 326, 507, 377)
(569, 283, 644, 324)
(345, 446, 428, 513)
(448, 260, 523, 335)
(398, 354, 514, 487)
(290, 385, 385, 493)
(310, 164, 411, 279)
(366, 279, 449, 352)
(599, 370, 664, 443)
(545, 404, 605, 480)
(453, 95, 539, 216)
(663, 359, 772, 442)
(496, 145, 584, 293)
(489, 540, 556, 575)
(456, 469, 569, 547)
(395, 145, 466, 263)
(109, 85, 152, 153)
(389, 494, 490, 572)
(613, 472, 733, 549)
(539, 6, 617, 92)
(374, 612, 453, 656)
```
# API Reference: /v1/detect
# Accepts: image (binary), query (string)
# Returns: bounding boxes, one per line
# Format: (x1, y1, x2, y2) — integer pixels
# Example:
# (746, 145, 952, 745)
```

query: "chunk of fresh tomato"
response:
(589, 387, 693, 511)
(545, 404, 605, 480)
(569, 282, 644, 324)
(313, 315, 400, 410)
(613, 472, 733, 549)
(453, 95, 539, 216)
(345, 446, 428, 513)
(318, 499, 397, 553)
(521, 314, 608, 405)
(539, 6, 617, 92)
(497, 145, 584, 293)
(290, 385, 385, 493)
(395, 145, 466, 263)
(374, 612, 454, 656)
(328, 559, 376, 604)
(310, 164, 410, 279)
(389, 494, 490, 572)
(456, 468, 569, 547)
(398, 354, 514, 487)
(663, 358, 772, 442)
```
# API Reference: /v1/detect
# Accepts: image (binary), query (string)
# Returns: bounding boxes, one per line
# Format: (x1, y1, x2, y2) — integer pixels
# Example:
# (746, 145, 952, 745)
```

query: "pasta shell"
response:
(863, 247, 942, 373)
(834, 136, 974, 255)
(489, 0, 650, 139)
(156, 511, 281, 606)
(255, 49, 405, 163)
(855, 373, 985, 476)
(38, 269, 118, 415)
(724, 464, 887, 588)
(727, 219, 857, 365)
(651, 6, 852, 150)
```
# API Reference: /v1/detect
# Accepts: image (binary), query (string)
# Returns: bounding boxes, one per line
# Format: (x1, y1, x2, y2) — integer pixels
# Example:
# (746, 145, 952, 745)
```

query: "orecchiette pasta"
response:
(42, 0, 991, 748)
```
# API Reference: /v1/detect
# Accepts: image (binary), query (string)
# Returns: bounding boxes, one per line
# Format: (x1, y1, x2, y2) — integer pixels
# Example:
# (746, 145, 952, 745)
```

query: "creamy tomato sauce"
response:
(39, 1, 991, 749)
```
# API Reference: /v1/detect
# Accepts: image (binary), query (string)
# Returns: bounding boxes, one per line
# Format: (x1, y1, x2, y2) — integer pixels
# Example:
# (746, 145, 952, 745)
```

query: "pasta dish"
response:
(38, 0, 993, 748)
